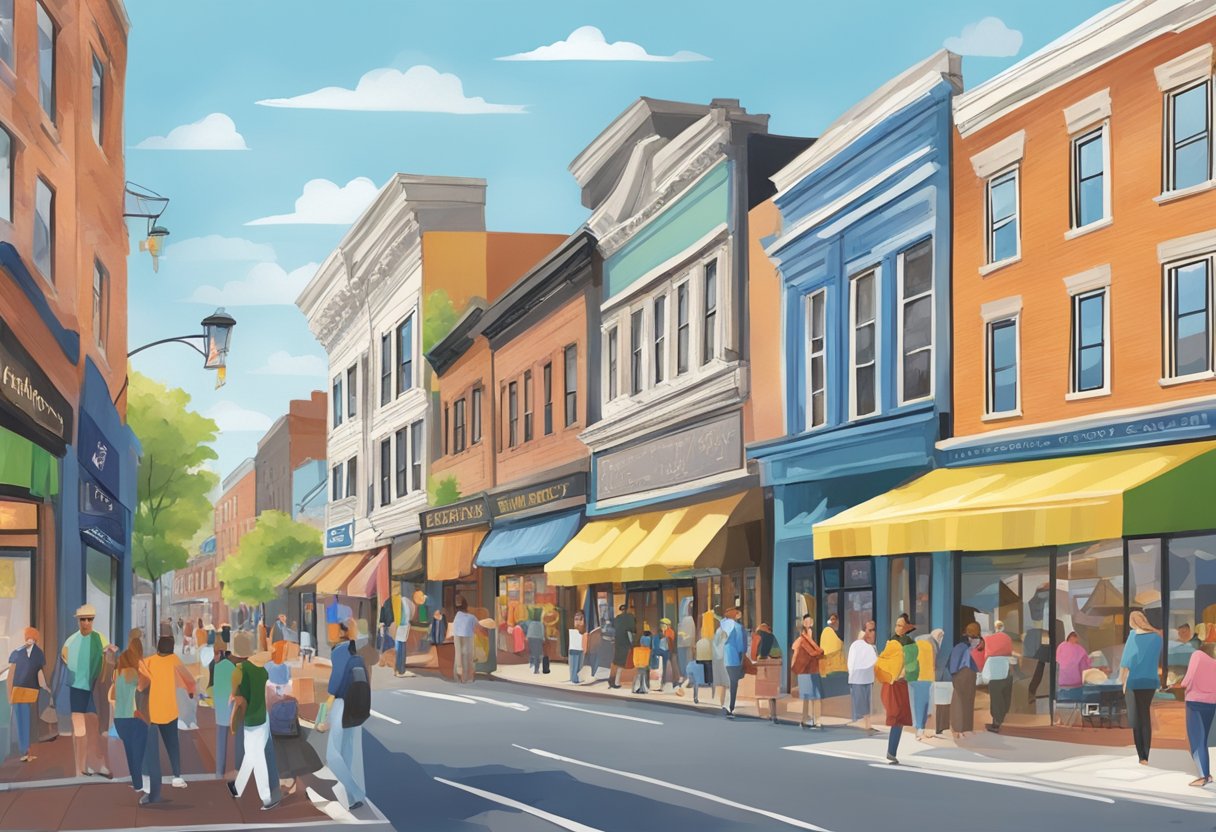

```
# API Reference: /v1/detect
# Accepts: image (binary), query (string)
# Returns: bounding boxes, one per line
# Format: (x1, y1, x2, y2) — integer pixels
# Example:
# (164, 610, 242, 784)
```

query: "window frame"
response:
(702, 259, 718, 365)
(332, 375, 344, 428)
(380, 334, 391, 407)
(1069, 287, 1109, 395)
(804, 288, 827, 430)
(676, 280, 690, 375)
(442, 403, 449, 456)
(395, 428, 407, 497)
(92, 260, 109, 353)
(454, 396, 467, 453)
(346, 365, 357, 418)
(630, 309, 644, 395)
(896, 238, 934, 405)
(985, 316, 1021, 417)
(35, 2, 55, 123)
(606, 327, 619, 401)
(508, 380, 518, 448)
(396, 314, 414, 397)
(653, 294, 667, 385)
(0, 0, 13, 69)
(0, 125, 11, 223)
(1163, 254, 1214, 381)
(410, 421, 423, 492)
(563, 344, 578, 427)
(91, 51, 104, 146)
(543, 363, 553, 435)
(33, 176, 54, 282)
(1070, 124, 1110, 231)
(848, 268, 879, 419)
(985, 167, 1021, 266)
(379, 438, 391, 507)
(471, 386, 483, 445)
(1163, 78, 1213, 194)
(345, 456, 358, 502)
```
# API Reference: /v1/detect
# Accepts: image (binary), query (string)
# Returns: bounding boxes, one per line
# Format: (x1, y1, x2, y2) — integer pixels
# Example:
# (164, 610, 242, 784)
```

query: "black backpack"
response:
(542, 655, 551, 674)
(341, 655, 372, 728)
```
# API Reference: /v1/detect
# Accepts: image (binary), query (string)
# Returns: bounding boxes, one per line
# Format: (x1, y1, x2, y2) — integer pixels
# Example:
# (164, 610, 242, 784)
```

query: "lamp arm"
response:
(127, 335, 208, 359)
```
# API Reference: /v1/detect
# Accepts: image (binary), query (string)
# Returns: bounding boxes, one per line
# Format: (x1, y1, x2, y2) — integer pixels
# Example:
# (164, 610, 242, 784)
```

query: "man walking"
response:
(271, 614, 289, 658)
(318, 620, 368, 811)
(60, 604, 113, 779)
(452, 598, 478, 684)
(985, 620, 1015, 733)
(720, 608, 747, 718)
(394, 591, 415, 678)
(211, 636, 240, 778)
(609, 604, 636, 690)
(228, 631, 279, 811)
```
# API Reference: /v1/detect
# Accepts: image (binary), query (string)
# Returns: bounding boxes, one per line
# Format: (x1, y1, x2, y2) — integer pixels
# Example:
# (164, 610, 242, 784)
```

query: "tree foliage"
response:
(423, 289, 460, 353)
(217, 510, 321, 606)
(128, 372, 219, 590)
(428, 474, 461, 507)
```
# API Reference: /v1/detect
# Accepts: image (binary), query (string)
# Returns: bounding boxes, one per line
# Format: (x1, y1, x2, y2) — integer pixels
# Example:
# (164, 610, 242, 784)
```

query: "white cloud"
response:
(256, 65, 527, 113)
(204, 401, 273, 433)
(251, 350, 328, 377)
(134, 113, 249, 150)
(497, 26, 710, 62)
(944, 17, 1023, 58)
(164, 235, 276, 262)
(246, 177, 379, 226)
(187, 261, 319, 307)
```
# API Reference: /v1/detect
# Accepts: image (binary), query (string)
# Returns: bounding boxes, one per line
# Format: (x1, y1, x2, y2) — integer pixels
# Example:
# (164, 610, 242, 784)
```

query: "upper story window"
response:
(805, 289, 827, 429)
(653, 295, 667, 385)
(986, 168, 1019, 265)
(331, 462, 343, 500)
(702, 260, 718, 365)
(395, 428, 407, 498)
(33, 177, 54, 281)
(332, 375, 343, 427)
(471, 386, 483, 445)
(986, 317, 1020, 416)
(1070, 288, 1107, 394)
(1165, 80, 1211, 192)
(379, 438, 391, 507)
(1164, 256, 1212, 380)
(676, 282, 690, 375)
(898, 239, 933, 404)
(36, 4, 55, 122)
(0, 126, 10, 223)
(0, 0, 13, 68)
(396, 315, 414, 397)
(346, 365, 357, 418)
(630, 309, 644, 395)
(849, 270, 877, 418)
(442, 403, 449, 455)
(1071, 126, 1108, 229)
(543, 363, 553, 435)
(564, 344, 578, 427)
(523, 370, 533, 442)
(91, 53, 105, 146)
(454, 397, 467, 453)
(606, 327, 619, 401)
(508, 381, 518, 448)
(410, 421, 423, 492)
(346, 456, 358, 501)
(380, 334, 391, 406)
(93, 261, 109, 352)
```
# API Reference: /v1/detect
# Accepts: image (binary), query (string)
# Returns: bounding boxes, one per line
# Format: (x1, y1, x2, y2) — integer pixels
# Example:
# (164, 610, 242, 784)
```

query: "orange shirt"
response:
(145, 654, 182, 725)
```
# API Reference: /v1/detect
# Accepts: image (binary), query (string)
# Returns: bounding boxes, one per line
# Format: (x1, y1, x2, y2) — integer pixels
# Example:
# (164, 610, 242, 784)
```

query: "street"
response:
(361, 673, 1214, 832)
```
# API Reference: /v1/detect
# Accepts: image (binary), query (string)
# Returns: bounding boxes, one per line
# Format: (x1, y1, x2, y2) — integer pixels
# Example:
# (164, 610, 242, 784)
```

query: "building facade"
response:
(255, 390, 326, 516)
(212, 457, 255, 628)
(291, 458, 327, 530)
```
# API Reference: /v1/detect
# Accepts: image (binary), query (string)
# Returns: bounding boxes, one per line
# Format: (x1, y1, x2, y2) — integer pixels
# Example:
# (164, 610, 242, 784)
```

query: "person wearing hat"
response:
(720, 608, 747, 718)
(947, 622, 983, 738)
(609, 603, 636, 690)
(60, 604, 114, 778)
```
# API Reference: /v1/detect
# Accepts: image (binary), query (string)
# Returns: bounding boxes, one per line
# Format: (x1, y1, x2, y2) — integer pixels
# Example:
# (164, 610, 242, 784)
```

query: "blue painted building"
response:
(748, 52, 962, 686)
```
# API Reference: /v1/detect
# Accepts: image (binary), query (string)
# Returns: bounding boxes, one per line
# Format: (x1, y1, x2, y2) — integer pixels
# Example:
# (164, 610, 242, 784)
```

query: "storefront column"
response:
(57, 449, 83, 648)
(874, 557, 891, 640)
(932, 551, 954, 641)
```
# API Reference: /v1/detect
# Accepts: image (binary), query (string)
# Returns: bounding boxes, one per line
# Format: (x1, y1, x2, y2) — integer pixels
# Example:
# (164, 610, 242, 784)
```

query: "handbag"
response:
(933, 680, 954, 706)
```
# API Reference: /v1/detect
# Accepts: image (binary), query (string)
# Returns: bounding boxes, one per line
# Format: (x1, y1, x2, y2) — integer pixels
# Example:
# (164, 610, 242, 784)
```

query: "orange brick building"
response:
(212, 457, 255, 627)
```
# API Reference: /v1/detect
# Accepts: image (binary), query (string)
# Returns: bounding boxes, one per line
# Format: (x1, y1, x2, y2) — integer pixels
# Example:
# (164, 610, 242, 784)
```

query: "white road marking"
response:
(513, 745, 832, 831)
(464, 695, 530, 711)
(394, 689, 477, 705)
(435, 777, 605, 832)
(784, 746, 874, 762)
(867, 763, 1116, 804)
(539, 701, 663, 725)
(369, 709, 401, 725)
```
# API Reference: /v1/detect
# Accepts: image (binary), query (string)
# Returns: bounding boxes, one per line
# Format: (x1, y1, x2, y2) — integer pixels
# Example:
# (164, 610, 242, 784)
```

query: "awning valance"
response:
(347, 549, 388, 599)
(475, 509, 582, 570)
(546, 492, 750, 586)
(315, 553, 371, 595)
(427, 528, 487, 582)
(812, 440, 1216, 559)
(390, 534, 423, 579)
(288, 557, 333, 589)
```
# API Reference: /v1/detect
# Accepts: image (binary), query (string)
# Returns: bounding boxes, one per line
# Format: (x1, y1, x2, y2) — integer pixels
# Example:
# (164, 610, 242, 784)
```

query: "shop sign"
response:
(80, 477, 125, 556)
(78, 413, 120, 500)
(596, 411, 743, 501)
(421, 496, 489, 533)
(491, 473, 586, 518)
(944, 406, 1216, 466)
(0, 318, 71, 445)
(326, 522, 353, 549)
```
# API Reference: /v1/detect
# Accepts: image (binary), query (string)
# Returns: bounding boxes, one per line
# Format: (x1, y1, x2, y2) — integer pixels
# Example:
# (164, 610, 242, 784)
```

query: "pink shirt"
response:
(1182, 651, 1216, 704)
(985, 631, 1013, 657)
(1056, 640, 1092, 687)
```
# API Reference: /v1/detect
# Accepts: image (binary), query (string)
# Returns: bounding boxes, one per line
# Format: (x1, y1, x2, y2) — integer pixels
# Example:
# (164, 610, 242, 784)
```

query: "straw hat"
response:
(75, 604, 97, 618)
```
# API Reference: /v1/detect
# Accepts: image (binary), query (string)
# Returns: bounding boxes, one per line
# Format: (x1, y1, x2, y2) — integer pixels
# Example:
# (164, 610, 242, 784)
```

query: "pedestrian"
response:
(299, 627, 315, 664)
(1178, 642, 1216, 787)
(60, 604, 114, 778)
(847, 622, 878, 731)
(677, 599, 695, 690)
(7, 626, 49, 762)
(109, 633, 150, 794)
(877, 626, 913, 765)
(912, 628, 939, 741)
(317, 620, 368, 811)
(452, 597, 478, 684)
(568, 611, 586, 684)
(526, 610, 545, 674)
(268, 672, 320, 798)
(1179, 623, 1203, 649)
(720, 608, 746, 718)
(183, 619, 195, 657)
(1120, 609, 1164, 765)
(984, 621, 1014, 734)
(142, 635, 195, 803)
(199, 624, 215, 673)
(633, 630, 653, 694)
(655, 618, 675, 690)
(712, 609, 728, 707)
(948, 623, 982, 739)
(609, 603, 636, 690)
(792, 615, 826, 729)
(819, 618, 846, 677)
(227, 634, 280, 811)
(271, 613, 289, 657)
(428, 607, 448, 650)
(691, 634, 713, 704)
(890, 615, 925, 742)
(266, 643, 291, 695)
(930, 628, 951, 737)
(211, 636, 241, 779)
(394, 592, 415, 678)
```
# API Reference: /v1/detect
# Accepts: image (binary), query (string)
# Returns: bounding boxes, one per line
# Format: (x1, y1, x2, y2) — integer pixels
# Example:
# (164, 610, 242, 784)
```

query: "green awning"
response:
(0, 426, 59, 498)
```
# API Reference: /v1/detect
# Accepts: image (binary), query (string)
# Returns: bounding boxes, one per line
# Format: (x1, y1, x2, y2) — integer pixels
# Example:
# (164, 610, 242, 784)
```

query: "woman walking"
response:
(877, 626, 913, 764)
(948, 623, 982, 738)
(142, 635, 196, 804)
(1179, 642, 1216, 787)
(847, 623, 878, 731)
(6, 627, 48, 762)
(1120, 610, 1163, 765)
(791, 616, 826, 729)
(568, 612, 586, 684)
(109, 634, 150, 794)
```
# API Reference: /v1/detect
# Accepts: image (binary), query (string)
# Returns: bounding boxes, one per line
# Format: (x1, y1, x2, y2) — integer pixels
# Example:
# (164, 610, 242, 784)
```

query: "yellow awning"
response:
(546, 493, 747, 586)
(426, 528, 487, 582)
(813, 440, 1216, 559)
(315, 553, 371, 594)
(289, 557, 337, 589)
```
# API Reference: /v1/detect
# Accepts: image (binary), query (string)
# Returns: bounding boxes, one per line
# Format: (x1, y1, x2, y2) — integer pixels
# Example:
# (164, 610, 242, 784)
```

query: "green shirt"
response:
(236, 661, 269, 726)
(64, 631, 107, 691)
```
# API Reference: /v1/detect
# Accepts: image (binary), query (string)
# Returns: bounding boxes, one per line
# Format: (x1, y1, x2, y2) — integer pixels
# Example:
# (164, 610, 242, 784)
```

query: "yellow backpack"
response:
(874, 639, 904, 685)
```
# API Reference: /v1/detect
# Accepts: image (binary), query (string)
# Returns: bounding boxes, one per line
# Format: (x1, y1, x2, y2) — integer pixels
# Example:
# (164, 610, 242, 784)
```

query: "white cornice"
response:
(1063, 88, 1112, 134)
(1154, 41, 1214, 89)
(954, 0, 1216, 138)
(969, 130, 1026, 179)
(1158, 227, 1216, 262)
(569, 98, 712, 187)
(221, 458, 255, 494)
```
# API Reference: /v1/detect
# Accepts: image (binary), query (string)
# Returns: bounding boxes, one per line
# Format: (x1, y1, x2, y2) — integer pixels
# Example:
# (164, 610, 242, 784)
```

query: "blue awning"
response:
(475, 509, 583, 570)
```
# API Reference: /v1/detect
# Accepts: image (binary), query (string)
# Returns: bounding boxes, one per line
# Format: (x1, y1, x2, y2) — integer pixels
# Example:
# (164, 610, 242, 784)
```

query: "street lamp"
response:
(114, 309, 237, 404)
(124, 182, 171, 272)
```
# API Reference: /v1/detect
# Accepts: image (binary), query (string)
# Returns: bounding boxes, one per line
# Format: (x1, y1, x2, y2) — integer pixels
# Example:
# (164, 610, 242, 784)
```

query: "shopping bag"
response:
(632, 646, 651, 668)
(933, 681, 954, 706)
(685, 661, 705, 687)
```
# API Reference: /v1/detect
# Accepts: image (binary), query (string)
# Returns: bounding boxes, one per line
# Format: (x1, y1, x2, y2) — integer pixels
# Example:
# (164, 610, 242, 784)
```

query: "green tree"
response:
(217, 511, 321, 606)
(423, 289, 460, 353)
(127, 372, 219, 627)
(428, 474, 461, 507)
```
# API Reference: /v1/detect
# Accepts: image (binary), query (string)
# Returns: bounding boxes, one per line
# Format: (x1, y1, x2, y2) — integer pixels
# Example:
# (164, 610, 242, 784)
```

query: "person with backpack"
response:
(227, 635, 280, 811)
(317, 619, 369, 811)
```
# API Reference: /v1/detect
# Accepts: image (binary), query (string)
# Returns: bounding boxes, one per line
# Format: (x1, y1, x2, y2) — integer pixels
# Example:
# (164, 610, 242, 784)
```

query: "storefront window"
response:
(1056, 541, 1125, 702)
(0, 549, 33, 659)
(889, 555, 931, 632)
(85, 547, 118, 642)
(791, 565, 817, 649)
(1166, 534, 1216, 684)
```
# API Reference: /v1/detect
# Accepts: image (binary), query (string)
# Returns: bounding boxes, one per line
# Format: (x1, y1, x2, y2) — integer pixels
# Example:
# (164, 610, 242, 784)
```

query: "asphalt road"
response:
(361, 673, 1214, 832)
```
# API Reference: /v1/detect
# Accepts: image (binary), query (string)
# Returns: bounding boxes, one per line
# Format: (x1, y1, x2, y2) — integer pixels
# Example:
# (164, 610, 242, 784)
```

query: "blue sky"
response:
(123, 0, 1115, 484)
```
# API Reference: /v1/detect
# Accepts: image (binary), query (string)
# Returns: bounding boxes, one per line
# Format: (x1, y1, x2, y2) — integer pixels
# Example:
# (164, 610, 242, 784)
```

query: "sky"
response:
(123, 0, 1117, 485)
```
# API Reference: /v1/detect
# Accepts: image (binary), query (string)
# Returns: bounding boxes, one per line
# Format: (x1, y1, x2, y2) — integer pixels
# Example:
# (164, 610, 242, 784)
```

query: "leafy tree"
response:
(127, 372, 219, 627)
(217, 510, 321, 606)
(423, 289, 460, 353)
(428, 474, 461, 507)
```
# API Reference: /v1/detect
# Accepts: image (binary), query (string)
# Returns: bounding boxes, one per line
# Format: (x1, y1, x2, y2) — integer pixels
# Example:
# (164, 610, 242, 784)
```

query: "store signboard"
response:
(326, 522, 353, 549)
(491, 473, 586, 518)
(0, 318, 71, 448)
(421, 496, 489, 533)
(596, 411, 743, 500)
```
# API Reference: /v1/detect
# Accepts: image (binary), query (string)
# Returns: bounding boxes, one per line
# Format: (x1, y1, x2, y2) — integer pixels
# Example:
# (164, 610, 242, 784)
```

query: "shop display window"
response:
(85, 547, 118, 642)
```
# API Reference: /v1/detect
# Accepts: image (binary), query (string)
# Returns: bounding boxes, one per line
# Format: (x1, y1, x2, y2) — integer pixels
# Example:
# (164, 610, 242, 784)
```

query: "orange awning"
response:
(315, 552, 371, 595)
(426, 528, 486, 582)
(346, 548, 388, 599)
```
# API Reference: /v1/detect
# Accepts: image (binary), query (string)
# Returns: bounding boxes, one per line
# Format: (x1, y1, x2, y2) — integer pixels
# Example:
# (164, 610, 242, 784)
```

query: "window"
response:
(1166, 81, 1211, 192)
(653, 295, 667, 384)
(630, 310, 644, 394)
(1165, 258, 1212, 378)
(379, 439, 391, 507)
(346, 457, 357, 501)
(332, 376, 343, 427)
(92, 261, 109, 352)
(471, 387, 483, 444)
(346, 365, 357, 418)
(1071, 289, 1107, 393)
(395, 428, 407, 497)
(0, 126, 10, 223)
(543, 363, 553, 435)
(410, 421, 423, 491)
(703, 260, 718, 364)
(0, 0, 12, 67)
(331, 463, 343, 500)
(454, 398, 467, 453)
(806, 289, 827, 428)
(1071, 127, 1107, 228)
(396, 315, 414, 396)
(523, 370, 533, 442)
(986, 168, 1019, 264)
(380, 334, 391, 406)
(676, 283, 690, 375)
(564, 345, 577, 427)
(442, 404, 449, 455)
(607, 328, 619, 400)
(849, 270, 877, 418)
(36, 3, 55, 122)
(508, 381, 518, 448)
(986, 318, 1019, 415)
(33, 178, 53, 281)
(898, 239, 933, 403)
(91, 53, 104, 145)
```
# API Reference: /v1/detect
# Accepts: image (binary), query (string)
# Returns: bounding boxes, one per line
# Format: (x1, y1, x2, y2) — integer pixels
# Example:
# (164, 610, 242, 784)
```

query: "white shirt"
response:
(568, 629, 584, 652)
(847, 639, 878, 684)
(395, 623, 410, 643)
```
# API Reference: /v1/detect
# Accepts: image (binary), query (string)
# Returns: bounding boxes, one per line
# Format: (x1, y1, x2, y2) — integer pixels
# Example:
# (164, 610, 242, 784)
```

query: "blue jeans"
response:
(528, 639, 544, 673)
(395, 640, 407, 675)
(1187, 701, 1216, 779)
(327, 699, 365, 807)
(888, 725, 903, 757)
(144, 721, 181, 802)
(114, 717, 146, 789)
(677, 647, 690, 683)
(12, 701, 33, 755)
(569, 650, 583, 683)
(725, 665, 744, 712)
(909, 681, 933, 730)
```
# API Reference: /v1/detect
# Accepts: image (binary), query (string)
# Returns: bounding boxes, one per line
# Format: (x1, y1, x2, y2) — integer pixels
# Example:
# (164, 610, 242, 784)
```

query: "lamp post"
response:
(114, 308, 236, 404)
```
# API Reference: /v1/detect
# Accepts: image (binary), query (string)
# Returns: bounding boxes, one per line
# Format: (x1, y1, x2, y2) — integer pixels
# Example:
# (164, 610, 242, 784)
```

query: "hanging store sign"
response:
(596, 411, 743, 500)
(421, 496, 488, 533)
(490, 473, 586, 518)
(0, 318, 71, 447)
(80, 476, 126, 557)
(326, 522, 353, 549)
(78, 412, 120, 500)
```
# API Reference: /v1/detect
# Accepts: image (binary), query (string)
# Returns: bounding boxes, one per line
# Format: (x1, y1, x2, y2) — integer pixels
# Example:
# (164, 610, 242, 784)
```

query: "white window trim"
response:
(980, 295, 1023, 323)
(674, 278, 691, 376)
(1062, 88, 1111, 135)
(1155, 44, 1214, 92)
(1062, 264, 1111, 295)
(848, 268, 879, 421)
(1158, 228, 1216, 264)
(804, 288, 828, 430)
(969, 130, 1026, 179)
(984, 314, 1022, 420)
(1161, 253, 1215, 384)
(896, 239, 934, 406)
(1161, 77, 1213, 197)
(603, 325, 620, 403)
(1066, 287, 1111, 399)
(984, 166, 1021, 269)
(1069, 122, 1112, 233)
(652, 291, 670, 387)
